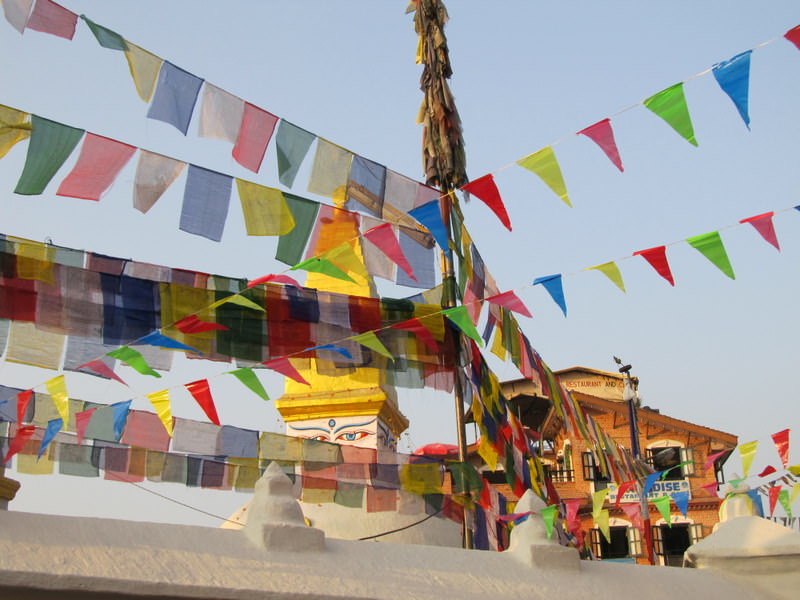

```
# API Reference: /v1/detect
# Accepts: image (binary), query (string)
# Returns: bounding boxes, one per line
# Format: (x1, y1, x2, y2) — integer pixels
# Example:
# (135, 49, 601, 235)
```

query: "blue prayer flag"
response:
(533, 274, 567, 317)
(408, 199, 449, 254)
(712, 50, 752, 129)
(112, 400, 132, 441)
(38, 418, 63, 459)
(179, 165, 233, 242)
(146, 62, 204, 134)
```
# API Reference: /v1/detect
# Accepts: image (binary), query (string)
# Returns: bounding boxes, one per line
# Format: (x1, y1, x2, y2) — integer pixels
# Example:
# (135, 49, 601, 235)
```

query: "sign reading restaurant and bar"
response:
(607, 479, 691, 504)
(557, 368, 626, 402)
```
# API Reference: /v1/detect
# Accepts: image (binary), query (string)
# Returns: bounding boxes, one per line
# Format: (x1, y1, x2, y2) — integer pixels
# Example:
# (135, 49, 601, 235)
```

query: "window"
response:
(582, 451, 610, 489)
(550, 441, 575, 482)
(589, 526, 642, 559)
(646, 446, 695, 480)
(652, 523, 703, 566)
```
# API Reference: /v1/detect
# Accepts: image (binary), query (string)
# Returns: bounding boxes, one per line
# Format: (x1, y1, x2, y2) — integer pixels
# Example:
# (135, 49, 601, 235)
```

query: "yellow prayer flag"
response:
(44, 375, 70, 424)
(587, 261, 626, 293)
(490, 326, 506, 361)
(236, 179, 295, 236)
(0, 104, 32, 159)
(146, 389, 173, 436)
(595, 508, 611, 543)
(739, 440, 758, 478)
(124, 42, 163, 102)
(208, 294, 264, 312)
(322, 241, 370, 285)
(307, 138, 353, 199)
(592, 487, 609, 519)
(12, 238, 55, 284)
(517, 146, 571, 207)
(399, 463, 443, 495)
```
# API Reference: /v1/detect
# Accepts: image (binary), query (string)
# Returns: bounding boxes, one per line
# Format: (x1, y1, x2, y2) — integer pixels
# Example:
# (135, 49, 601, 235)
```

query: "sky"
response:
(2, 1, 800, 526)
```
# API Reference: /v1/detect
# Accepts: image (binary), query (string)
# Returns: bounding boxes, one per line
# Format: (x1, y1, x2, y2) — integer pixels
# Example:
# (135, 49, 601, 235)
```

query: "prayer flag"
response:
(391, 318, 439, 353)
(686, 231, 735, 279)
(124, 42, 162, 102)
(595, 509, 611, 542)
(700, 482, 719, 496)
(652, 495, 672, 526)
(37, 417, 62, 459)
(350, 331, 394, 360)
(785, 25, 800, 50)
(15, 116, 84, 195)
(740, 212, 780, 251)
(533, 274, 566, 317)
(408, 199, 449, 253)
(704, 449, 728, 472)
(179, 165, 232, 242)
(226, 368, 269, 401)
(587, 261, 625, 292)
(236, 180, 295, 236)
(146, 61, 203, 135)
(111, 400, 131, 441)
(4, 425, 35, 464)
(577, 118, 624, 172)
(443, 305, 483, 346)
(208, 293, 264, 312)
(739, 440, 758, 477)
(291, 257, 355, 283)
(275, 120, 315, 188)
(262, 357, 309, 386)
(541, 505, 558, 539)
(620, 502, 644, 531)
(45, 374, 69, 423)
(135, 330, 200, 353)
(133, 150, 186, 213)
(643, 83, 697, 146)
(80, 14, 126, 50)
(308, 138, 352, 200)
(672, 490, 690, 516)
(79, 360, 127, 386)
(75, 407, 96, 445)
(198, 83, 244, 143)
(615, 480, 636, 507)
(712, 50, 752, 128)
(363, 223, 416, 280)
(2, 0, 32, 34)
(643, 471, 661, 496)
(233, 103, 278, 173)
(484, 291, 532, 318)
(461, 174, 512, 231)
(146, 389, 173, 436)
(768, 486, 782, 516)
(26, 0, 76, 39)
(174, 314, 229, 334)
(516, 146, 571, 206)
(771, 429, 790, 469)
(56, 133, 136, 200)
(563, 498, 583, 534)
(275, 194, 320, 265)
(592, 487, 609, 518)
(107, 346, 161, 378)
(346, 155, 386, 217)
(758, 465, 776, 478)
(247, 273, 301, 288)
(184, 379, 220, 425)
(16, 389, 32, 425)
(0, 105, 32, 158)
(778, 489, 792, 519)
(633, 246, 674, 286)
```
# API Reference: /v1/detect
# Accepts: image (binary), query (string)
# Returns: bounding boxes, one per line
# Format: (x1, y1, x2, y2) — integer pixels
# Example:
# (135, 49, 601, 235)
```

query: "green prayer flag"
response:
(291, 257, 355, 283)
(449, 461, 484, 499)
(643, 83, 698, 147)
(778, 489, 793, 519)
(276, 120, 316, 188)
(227, 368, 269, 401)
(80, 15, 127, 50)
(15, 116, 84, 195)
(443, 305, 483, 346)
(587, 261, 625, 292)
(687, 231, 735, 279)
(106, 346, 161, 378)
(351, 331, 394, 360)
(516, 146, 571, 206)
(276, 193, 320, 266)
(541, 505, 558, 539)
(652, 495, 672, 527)
(209, 294, 264, 312)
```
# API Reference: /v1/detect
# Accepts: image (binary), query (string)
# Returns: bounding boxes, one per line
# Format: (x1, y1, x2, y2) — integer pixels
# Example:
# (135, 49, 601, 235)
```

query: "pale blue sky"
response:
(3, 1, 800, 524)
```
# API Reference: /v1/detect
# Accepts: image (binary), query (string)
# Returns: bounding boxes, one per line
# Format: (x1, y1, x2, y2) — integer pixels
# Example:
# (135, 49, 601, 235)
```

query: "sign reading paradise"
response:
(607, 479, 691, 504)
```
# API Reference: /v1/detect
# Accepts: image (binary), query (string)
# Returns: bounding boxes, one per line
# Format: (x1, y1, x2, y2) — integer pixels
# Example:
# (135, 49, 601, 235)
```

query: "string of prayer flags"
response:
(739, 440, 758, 477)
(350, 331, 394, 360)
(16, 389, 32, 426)
(111, 400, 131, 441)
(198, 83, 244, 143)
(174, 314, 229, 334)
(75, 407, 96, 445)
(785, 25, 800, 50)
(687, 231, 735, 279)
(107, 346, 161, 378)
(146, 61, 203, 135)
(37, 417, 62, 459)
(461, 174, 512, 231)
(291, 257, 355, 283)
(276, 120, 316, 188)
(135, 331, 200, 353)
(236, 180, 295, 236)
(587, 261, 626, 293)
(533, 274, 567, 317)
(80, 14, 126, 51)
(14, 115, 84, 195)
(363, 223, 416, 281)
(44, 375, 69, 423)
(408, 199, 450, 254)
(740, 212, 780, 251)
(643, 82, 697, 146)
(179, 165, 232, 242)
(652, 495, 672, 526)
(26, 0, 76, 40)
(80, 360, 127, 386)
(184, 379, 220, 425)
(232, 103, 278, 173)
(146, 389, 173, 436)
(577, 118, 624, 172)
(0, 105, 32, 159)
(443, 306, 483, 346)
(4, 425, 35, 463)
(712, 50, 752, 129)
(262, 357, 309, 386)
(133, 150, 186, 213)
(772, 429, 790, 469)
(56, 132, 136, 200)
(2, 0, 31, 34)
(634, 246, 675, 286)
(516, 146, 571, 207)
(123, 42, 163, 103)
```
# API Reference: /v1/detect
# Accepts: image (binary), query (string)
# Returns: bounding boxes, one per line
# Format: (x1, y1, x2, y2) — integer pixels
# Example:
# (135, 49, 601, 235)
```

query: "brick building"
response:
(498, 366, 738, 566)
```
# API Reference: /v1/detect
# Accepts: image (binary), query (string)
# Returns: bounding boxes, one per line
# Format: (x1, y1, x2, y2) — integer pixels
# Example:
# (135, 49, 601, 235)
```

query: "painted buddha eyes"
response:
(335, 430, 370, 442)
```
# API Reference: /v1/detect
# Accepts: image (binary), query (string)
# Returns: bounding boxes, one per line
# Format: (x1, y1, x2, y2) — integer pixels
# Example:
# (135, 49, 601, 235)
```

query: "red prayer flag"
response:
(563, 498, 583, 535)
(758, 465, 777, 478)
(79, 360, 128, 386)
(248, 274, 301, 288)
(461, 174, 512, 231)
(262, 357, 310, 385)
(577, 118, 624, 172)
(26, 0, 77, 39)
(391, 318, 438, 353)
(785, 25, 800, 50)
(615, 480, 637, 507)
(704, 449, 728, 471)
(700, 481, 719, 496)
(174, 314, 229, 334)
(4, 425, 36, 463)
(633, 246, 674, 286)
(364, 223, 416, 281)
(56, 133, 137, 200)
(740, 212, 780, 251)
(184, 379, 220, 426)
(16, 389, 32, 426)
(232, 102, 278, 173)
(772, 428, 790, 469)
(620, 502, 643, 531)
(768, 485, 782, 516)
(484, 290, 532, 318)
(75, 408, 97, 446)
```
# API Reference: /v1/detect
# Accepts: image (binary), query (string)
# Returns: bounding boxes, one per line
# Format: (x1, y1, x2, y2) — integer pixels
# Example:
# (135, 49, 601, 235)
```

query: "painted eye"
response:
(336, 430, 370, 442)
(304, 434, 328, 442)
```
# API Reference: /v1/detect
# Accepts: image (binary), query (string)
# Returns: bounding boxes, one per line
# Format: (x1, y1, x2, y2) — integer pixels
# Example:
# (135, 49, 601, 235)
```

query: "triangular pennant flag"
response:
(740, 212, 780, 251)
(686, 231, 735, 279)
(643, 83, 698, 146)
(792, 483, 800, 505)
(107, 346, 161, 378)
(146, 61, 203, 135)
(587, 262, 626, 293)
(739, 440, 758, 477)
(712, 50, 752, 129)
(14, 115, 84, 195)
(322, 241, 370, 284)
(75, 408, 96, 445)
(16, 389, 32, 425)
(350, 331, 394, 360)
(226, 368, 269, 401)
(304, 344, 353, 360)
(4, 425, 35, 464)
(262, 357, 310, 386)
(232, 102, 278, 173)
(146, 389, 173, 436)
(26, 0, 76, 39)
(247, 274, 301, 288)
(275, 119, 316, 188)
(484, 290, 533, 318)
(784, 25, 800, 51)
(408, 199, 450, 253)
(671, 490, 690, 516)
(133, 150, 186, 213)
(643, 471, 662, 497)
(37, 417, 63, 459)
(207, 293, 264, 312)
(563, 498, 583, 534)
(516, 146, 571, 206)
(652, 495, 672, 526)
(533, 274, 567, 317)
(442, 305, 483, 346)
(80, 14, 126, 50)
(592, 487, 609, 518)
(615, 480, 637, 507)
(0, 104, 32, 158)
(540, 505, 558, 539)
(135, 331, 200, 353)
(633, 246, 675, 286)
(56, 132, 137, 201)
(391, 318, 439, 353)
(44, 375, 69, 423)
(2, 0, 32, 34)
(363, 223, 416, 281)
(700, 481, 719, 496)
(290, 257, 355, 283)
(184, 379, 220, 425)
(704, 449, 728, 472)
(620, 502, 643, 531)
(236, 179, 295, 236)
(461, 174, 512, 231)
(123, 41, 163, 102)
(778, 489, 793, 519)
(771, 429, 790, 469)
(173, 314, 229, 334)
(595, 508, 611, 543)
(79, 360, 128, 386)
(577, 118, 624, 172)
(758, 465, 777, 478)
(111, 399, 132, 441)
